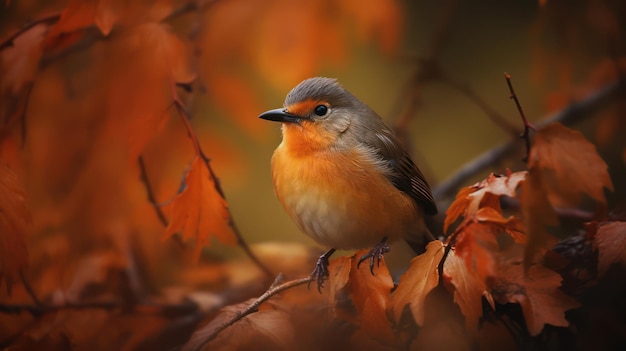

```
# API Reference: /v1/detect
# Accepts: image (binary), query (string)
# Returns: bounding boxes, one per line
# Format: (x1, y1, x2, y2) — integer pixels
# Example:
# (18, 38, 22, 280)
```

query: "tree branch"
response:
(433, 79, 626, 202)
(170, 87, 274, 279)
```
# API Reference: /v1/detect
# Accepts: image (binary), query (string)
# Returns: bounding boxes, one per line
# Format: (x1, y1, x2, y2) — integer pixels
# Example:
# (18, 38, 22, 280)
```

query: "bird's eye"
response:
(313, 105, 328, 116)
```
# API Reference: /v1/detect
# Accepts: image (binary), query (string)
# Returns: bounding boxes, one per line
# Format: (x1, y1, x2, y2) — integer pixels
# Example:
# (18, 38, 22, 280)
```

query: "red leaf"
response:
(520, 169, 558, 269)
(490, 256, 580, 336)
(475, 207, 527, 244)
(443, 246, 487, 332)
(454, 222, 498, 285)
(329, 251, 395, 343)
(530, 123, 614, 208)
(388, 240, 444, 326)
(444, 171, 526, 233)
(163, 156, 236, 261)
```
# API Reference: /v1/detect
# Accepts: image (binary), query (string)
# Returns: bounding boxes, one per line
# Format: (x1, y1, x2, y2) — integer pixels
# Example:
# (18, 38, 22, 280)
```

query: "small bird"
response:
(259, 77, 437, 290)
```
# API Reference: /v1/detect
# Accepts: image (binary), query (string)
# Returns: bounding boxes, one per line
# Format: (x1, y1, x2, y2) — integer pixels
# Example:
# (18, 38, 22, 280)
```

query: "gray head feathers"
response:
(285, 77, 356, 108)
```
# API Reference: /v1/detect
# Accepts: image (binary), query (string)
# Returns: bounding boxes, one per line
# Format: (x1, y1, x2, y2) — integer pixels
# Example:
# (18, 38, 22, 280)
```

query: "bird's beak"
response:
(258, 108, 301, 124)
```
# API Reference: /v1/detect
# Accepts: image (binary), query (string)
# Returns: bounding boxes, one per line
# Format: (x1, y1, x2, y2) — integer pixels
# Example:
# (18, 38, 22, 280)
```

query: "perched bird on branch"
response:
(259, 77, 437, 291)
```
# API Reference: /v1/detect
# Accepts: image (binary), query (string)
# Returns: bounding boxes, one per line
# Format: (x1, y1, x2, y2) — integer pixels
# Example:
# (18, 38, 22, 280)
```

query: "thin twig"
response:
(505, 73, 536, 162)
(138, 156, 168, 227)
(183, 275, 314, 351)
(437, 220, 468, 282)
(137, 155, 185, 248)
(432, 79, 626, 202)
(171, 87, 274, 279)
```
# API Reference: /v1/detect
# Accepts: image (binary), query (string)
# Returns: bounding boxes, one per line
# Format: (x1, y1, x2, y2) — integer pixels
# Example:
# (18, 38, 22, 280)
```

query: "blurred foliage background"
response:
(1, 0, 626, 349)
(1, 0, 624, 278)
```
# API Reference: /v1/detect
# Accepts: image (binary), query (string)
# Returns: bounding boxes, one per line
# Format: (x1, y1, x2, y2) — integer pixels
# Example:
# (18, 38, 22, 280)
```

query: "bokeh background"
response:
(2, 0, 626, 349)
(1, 0, 625, 295)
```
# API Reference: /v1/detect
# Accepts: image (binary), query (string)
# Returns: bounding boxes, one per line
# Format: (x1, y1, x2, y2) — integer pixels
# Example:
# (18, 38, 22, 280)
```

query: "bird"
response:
(259, 77, 437, 291)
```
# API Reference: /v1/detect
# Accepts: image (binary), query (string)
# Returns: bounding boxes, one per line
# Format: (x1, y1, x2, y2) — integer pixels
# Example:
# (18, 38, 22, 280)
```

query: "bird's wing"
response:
(372, 130, 438, 215)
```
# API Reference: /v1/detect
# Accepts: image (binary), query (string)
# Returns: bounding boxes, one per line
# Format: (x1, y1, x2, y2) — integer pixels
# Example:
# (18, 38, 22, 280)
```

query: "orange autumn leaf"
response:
(444, 186, 475, 233)
(593, 221, 626, 276)
(444, 171, 526, 233)
(96, 22, 194, 162)
(443, 246, 486, 332)
(521, 169, 558, 269)
(347, 250, 395, 343)
(490, 257, 580, 336)
(454, 222, 498, 285)
(45, 0, 98, 42)
(388, 240, 444, 326)
(0, 166, 30, 293)
(474, 207, 527, 244)
(530, 123, 614, 209)
(163, 156, 236, 260)
(46, 0, 175, 40)
(329, 251, 395, 343)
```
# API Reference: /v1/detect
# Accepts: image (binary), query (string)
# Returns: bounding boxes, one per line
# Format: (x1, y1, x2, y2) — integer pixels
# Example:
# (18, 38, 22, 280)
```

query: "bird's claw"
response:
(357, 241, 391, 275)
(309, 255, 330, 293)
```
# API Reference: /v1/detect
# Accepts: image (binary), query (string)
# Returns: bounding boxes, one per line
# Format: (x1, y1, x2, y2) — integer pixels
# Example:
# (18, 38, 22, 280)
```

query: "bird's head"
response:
(259, 77, 371, 153)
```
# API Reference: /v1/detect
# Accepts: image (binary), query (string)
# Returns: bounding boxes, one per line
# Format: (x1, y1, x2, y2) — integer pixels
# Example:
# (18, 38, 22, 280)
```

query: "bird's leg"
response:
(309, 248, 336, 293)
(357, 237, 391, 275)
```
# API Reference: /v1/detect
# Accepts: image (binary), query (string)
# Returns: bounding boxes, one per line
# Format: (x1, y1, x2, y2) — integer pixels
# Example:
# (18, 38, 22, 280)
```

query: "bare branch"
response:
(433, 79, 626, 202)
(170, 86, 274, 279)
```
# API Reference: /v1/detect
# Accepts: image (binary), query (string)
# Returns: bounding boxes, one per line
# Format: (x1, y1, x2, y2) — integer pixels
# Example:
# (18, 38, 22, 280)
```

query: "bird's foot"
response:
(357, 238, 391, 275)
(308, 248, 335, 293)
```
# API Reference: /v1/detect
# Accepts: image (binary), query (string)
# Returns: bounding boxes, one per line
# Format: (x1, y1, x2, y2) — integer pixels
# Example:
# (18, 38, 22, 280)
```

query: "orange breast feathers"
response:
(270, 125, 423, 250)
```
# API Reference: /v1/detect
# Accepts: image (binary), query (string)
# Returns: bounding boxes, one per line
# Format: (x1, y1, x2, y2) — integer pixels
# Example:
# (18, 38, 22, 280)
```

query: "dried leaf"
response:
(0, 166, 30, 293)
(46, 0, 176, 39)
(475, 207, 526, 244)
(347, 250, 395, 342)
(594, 221, 626, 276)
(163, 156, 236, 261)
(94, 23, 193, 160)
(521, 169, 558, 269)
(443, 247, 486, 332)
(182, 300, 296, 351)
(389, 240, 444, 326)
(490, 257, 580, 336)
(444, 171, 526, 233)
(330, 251, 395, 343)
(530, 123, 614, 208)
(454, 222, 498, 285)
(444, 186, 475, 233)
